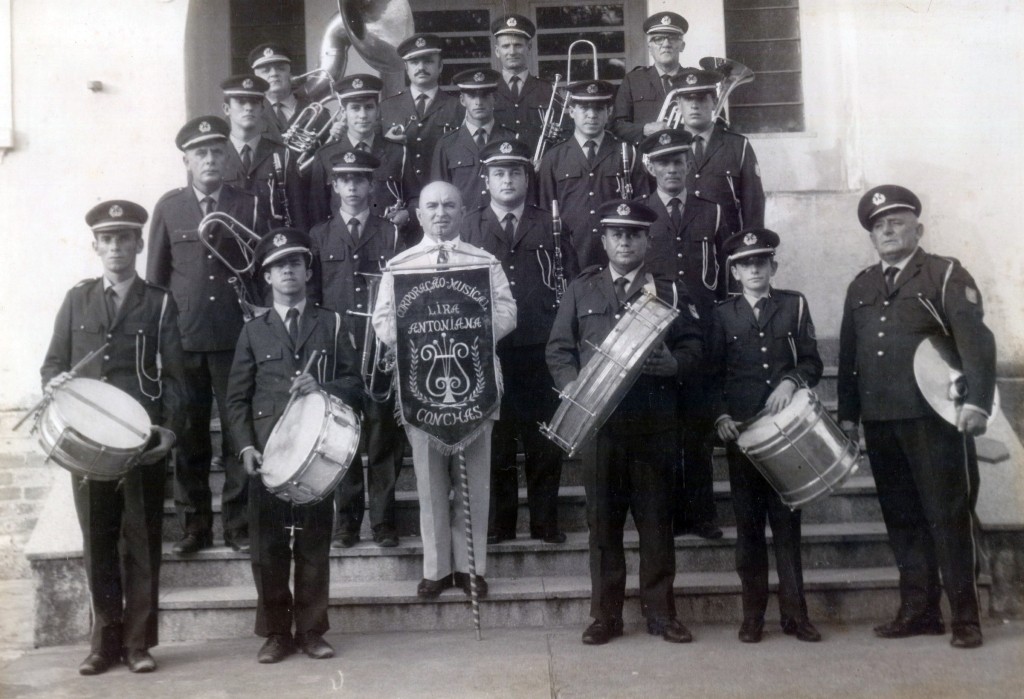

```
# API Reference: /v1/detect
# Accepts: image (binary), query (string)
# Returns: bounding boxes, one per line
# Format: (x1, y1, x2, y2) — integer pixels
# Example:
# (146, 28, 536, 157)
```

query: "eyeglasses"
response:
(648, 36, 682, 46)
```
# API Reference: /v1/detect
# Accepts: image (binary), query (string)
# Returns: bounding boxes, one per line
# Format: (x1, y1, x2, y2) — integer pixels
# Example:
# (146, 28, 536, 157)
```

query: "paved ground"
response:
(1, 620, 1022, 698)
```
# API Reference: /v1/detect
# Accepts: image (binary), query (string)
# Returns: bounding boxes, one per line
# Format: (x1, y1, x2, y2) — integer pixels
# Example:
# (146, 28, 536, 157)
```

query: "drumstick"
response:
(13, 343, 111, 431)
(269, 350, 322, 443)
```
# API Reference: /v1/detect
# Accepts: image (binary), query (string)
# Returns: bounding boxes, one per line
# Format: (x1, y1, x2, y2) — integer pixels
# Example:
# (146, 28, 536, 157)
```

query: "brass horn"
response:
(197, 212, 263, 276)
(347, 273, 395, 402)
(698, 56, 754, 124)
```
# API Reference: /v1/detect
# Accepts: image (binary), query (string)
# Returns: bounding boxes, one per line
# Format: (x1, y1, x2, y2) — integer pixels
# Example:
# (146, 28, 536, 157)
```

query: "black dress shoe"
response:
(172, 532, 210, 555)
(647, 617, 693, 643)
(781, 618, 821, 642)
(124, 648, 157, 673)
(582, 618, 624, 645)
(78, 651, 117, 676)
(257, 634, 293, 664)
(950, 624, 983, 649)
(873, 615, 946, 639)
(372, 527, 399, 547)
(416, 575, 452, 599)
(298, 633, 336, 659)
(738, 618, 764, 643)
(487, 531, 515, 545)
(226, 537, 250, 553)
(331, 531, 360, 548)
(688, 522, 724, 540)
(453, 572, 488, 598)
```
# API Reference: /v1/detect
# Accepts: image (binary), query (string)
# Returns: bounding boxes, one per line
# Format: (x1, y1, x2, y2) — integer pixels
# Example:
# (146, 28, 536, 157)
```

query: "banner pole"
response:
(457, 448, 482, 640)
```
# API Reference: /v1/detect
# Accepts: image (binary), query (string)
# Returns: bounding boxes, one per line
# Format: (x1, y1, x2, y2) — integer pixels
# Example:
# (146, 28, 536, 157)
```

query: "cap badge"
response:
(658, 133, 672, 145)
(109, 205, 123, 218)
(242, 78, 253, 89)
(499, 142, 513, 154)
(343, 152, 357, 163)
(198, 121, 211, 133)
(273, 233, 287, 248)
(872, 192, 886, 206)
(473, 72, 485, 82)
(263, 47, 274, 58)
(616, 203, 631, 216)
(352, 78, 363, 89)
(686, 74, 698, 85)
(507, 17, 517, 27)
(586, 83, 598, 94)
(415, 37, 426, 48)
(743, 232, 758, 246)
(661, 16, 671, 25)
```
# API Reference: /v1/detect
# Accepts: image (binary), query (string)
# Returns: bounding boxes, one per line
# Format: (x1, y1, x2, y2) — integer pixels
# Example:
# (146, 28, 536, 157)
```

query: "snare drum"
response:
(261, 390, 361, 505)
(541, 291, 679, 457)
(36, 378, 152, 480)
(736, 388, 859, 509)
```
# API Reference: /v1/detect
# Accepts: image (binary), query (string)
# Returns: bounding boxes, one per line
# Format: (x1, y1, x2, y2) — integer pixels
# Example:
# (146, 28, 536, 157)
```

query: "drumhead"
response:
(50, 378, 151, 449)
(737, 388, 813, 448)
(262, 392, 326, 488)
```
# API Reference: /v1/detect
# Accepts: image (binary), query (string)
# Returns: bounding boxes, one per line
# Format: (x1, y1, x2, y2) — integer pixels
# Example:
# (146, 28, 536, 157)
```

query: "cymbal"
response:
(913, 336, 999, 426)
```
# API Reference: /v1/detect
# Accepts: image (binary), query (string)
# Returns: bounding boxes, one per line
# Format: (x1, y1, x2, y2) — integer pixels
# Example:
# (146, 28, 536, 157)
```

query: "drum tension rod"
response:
(583, 340, 630, 371)
(550, 387, 596, 417)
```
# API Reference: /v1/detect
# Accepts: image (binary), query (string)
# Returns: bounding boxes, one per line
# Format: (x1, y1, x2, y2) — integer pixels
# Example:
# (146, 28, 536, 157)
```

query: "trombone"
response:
(197, 211, 263, 276)
(532, 40, 600, 168)
(346, 272, 395, 402)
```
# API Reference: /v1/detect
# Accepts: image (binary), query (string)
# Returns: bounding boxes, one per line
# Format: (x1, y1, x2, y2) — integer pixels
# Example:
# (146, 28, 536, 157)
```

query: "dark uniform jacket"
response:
(493, 74, 553, 152)
(430, 122, 517, 212)
(837, 248, 997, 424)
(41, 276, 186, 436)
(309, 213, 403, 355)
(708, 289, 823, 423)
(611, 65, 676, 146)
(463, 203, 580, 348)
(536, 133, 642, 269)
(306, 135, 412, 227)
(546, 265, 703, 433)
(222, 135, 308, 231)
(380, 89, 463, 196)
(147, 184, 266, 353)
(225, 303, 363, 452)
(635, 191, 727, 324)
(687, 122, 765, 237)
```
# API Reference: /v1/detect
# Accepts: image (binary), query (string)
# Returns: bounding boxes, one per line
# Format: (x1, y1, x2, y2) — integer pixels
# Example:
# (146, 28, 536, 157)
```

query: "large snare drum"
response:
(36, 378, 152, 480)
(541, 291, 679, 457)
(736, 388, 858, 509)
(261, 390, 361, 505)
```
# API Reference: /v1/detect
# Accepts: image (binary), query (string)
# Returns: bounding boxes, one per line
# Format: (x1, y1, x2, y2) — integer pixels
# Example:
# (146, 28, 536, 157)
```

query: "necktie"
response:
(884, 266, 899, 293)
(585, 139, 596, 164)
(753, 297, 767, 323)
(693, 135, 704, 163)
(509, 75, 521, 100)
(613, 276, 629, 305)
(661, 73, 674, 98)
(200, 196, 213, 216)
(475, 128, 487, 148)
(348, 217, 361, 242)
(415, 93, 428, 119)
(356, 141, 369, 151)
(669, 197, 682, 230)
(240, 144, 252, 172)
(286, 307, 299, 345)
(502, 212, 516, 242)
(437, 245, 449, 265)
(274, 103, 288, 129)
(105, 287, 118, 324)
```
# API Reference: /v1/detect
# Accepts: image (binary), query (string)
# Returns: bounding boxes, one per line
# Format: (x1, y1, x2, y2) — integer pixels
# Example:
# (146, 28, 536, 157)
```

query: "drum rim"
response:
(48, 377, 151, 449)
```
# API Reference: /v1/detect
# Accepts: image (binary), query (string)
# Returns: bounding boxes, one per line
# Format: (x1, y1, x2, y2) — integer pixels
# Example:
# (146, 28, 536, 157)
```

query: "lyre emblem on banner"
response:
(421, 333, 471, 404)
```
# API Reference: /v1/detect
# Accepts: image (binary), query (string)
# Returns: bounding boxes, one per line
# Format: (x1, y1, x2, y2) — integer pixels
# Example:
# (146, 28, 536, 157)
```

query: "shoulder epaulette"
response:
(579, 264, 605, 277)
(143, 279, 170, 293)
(630, 65, 645, 73)
(854, 264, 875, 278)
(74, 277, 100, 289)
(715, 295, 739, 306)
(773, 288, 801, 298)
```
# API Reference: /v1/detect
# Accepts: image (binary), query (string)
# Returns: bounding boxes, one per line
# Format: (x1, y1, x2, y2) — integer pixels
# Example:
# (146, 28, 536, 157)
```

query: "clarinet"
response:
(270, 152, 294, 227)
(551, 200, 568, 305)
(618, 142, 634, 200)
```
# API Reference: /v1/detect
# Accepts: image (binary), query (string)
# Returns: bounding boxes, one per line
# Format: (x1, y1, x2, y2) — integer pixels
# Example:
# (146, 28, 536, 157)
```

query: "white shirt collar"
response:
(103, 274, 136, 298)
(230, 134, 261, 153)
(340, 208, 370, 227)
(881, 248, 919, 273)
(466, 119, 495, 135)
(743, 289, 772, 307)
(271, 93, 298, 112)
(502, 69, 529, 85)
(411, 86, 438, 102)
(346, 132, 375, 149)
(273, 298, 307, 323)
(657, 188, 687, 208)
(490, 201, 525, 226)
(193, 186, 222, 205)
(575, 132, 605, 150)
(610, 266, 640, 285)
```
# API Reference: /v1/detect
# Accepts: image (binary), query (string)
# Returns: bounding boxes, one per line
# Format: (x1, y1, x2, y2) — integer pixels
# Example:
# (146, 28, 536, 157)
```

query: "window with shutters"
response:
(722, 0, 805, 133)
(229, 1, 308, 76)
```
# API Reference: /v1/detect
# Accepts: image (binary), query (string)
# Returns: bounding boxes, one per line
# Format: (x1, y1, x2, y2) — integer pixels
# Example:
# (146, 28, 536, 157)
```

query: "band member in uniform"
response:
(307, 74, 412, 233)
(537, 80, 642, 269)
(148, 116, 265, 555)
(711, 230, 823, 644)
(380, 34, 463, 209)
(309, 149, 406, 549)
(635, 129, 726, 540)
(675, 67, 765, 245)
(219, 74, 307, 231)
(430, 68, 516, 213)
(42, 201, 185, 675)
(490, 13, 553, 152)
(547, 200, 703, 646)
(372, 181, 517, 599)
(838, 185, 996, 649)
(611, 11, 688, 146)
(225, 228, 363, 663)
(249, 43, 313, 138)
(463, 139, 578, 546)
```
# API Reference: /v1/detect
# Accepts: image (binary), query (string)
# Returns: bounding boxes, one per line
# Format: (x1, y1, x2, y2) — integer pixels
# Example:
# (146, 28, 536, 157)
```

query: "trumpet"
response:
(197, 211, 263, 276)
(347, 273, 395, 402)
(532, 40, 600, 168)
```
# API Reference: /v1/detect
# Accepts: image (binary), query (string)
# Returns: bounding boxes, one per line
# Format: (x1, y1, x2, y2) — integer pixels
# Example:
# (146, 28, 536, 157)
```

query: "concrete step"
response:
(156, 568, 991, 642)
(158, 521, 895, 588)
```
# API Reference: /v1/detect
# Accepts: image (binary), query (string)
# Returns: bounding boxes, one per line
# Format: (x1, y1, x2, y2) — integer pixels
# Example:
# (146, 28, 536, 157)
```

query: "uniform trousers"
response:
(248, 476, 333, 638)
(72, 458, 166, 654)
(863, 417, 981, 625)
(490, 345, 563, 539)
(407, 422, 492, 580)
(586, 425, 676, 622)
(726, 443, 808, 622)
(334, 394, 407, 535)
(673, 412, 718, 531)
(175, 350, 247, 541)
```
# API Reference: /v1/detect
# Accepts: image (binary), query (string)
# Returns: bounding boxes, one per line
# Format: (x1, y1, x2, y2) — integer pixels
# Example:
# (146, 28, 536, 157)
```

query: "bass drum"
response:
(261, 390, 361, 505)
(736, 388, 859, 509)
(36, 377, 151, 480)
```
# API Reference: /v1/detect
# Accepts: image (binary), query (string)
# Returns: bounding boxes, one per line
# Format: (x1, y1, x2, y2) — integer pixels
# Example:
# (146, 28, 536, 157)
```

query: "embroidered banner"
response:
(392, 265, 499, 451)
